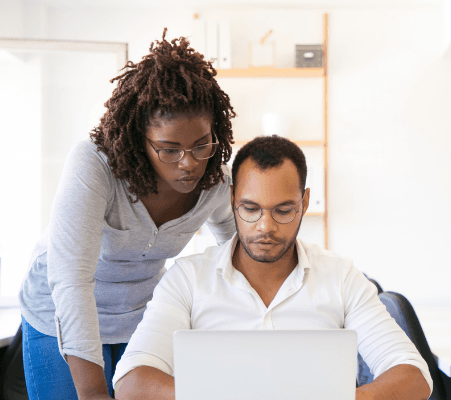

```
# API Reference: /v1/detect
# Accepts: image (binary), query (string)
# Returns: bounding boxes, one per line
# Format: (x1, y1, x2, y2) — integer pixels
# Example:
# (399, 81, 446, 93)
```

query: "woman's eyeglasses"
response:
(145, 132, 218, 163)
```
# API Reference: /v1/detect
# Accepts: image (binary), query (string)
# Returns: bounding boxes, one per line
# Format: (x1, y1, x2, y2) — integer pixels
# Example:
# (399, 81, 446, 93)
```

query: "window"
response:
(0, 39, 127, 302)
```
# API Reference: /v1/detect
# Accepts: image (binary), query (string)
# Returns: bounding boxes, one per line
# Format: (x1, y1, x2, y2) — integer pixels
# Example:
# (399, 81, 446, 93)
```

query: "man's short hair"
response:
(231, 135, 308, 195)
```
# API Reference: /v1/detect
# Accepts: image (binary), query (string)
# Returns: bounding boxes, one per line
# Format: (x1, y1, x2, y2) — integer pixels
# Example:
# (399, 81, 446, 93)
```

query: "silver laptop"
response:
(173, 329, 357, 400)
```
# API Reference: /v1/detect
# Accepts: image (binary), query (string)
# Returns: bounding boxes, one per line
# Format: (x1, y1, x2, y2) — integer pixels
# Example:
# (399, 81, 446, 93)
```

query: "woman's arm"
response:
(115, 366, 175, 400)
(67, 356, 112, 400)
(204, 166, 236, 245)
(47, 141, 114, 392)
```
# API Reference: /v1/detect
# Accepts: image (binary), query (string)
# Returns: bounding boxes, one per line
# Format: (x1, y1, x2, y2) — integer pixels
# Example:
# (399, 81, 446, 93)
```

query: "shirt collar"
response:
(217, 233, 311, 283)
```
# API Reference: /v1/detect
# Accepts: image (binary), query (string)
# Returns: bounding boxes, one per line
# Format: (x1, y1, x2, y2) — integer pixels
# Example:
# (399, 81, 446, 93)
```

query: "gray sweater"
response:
(19, 139, 236, 368)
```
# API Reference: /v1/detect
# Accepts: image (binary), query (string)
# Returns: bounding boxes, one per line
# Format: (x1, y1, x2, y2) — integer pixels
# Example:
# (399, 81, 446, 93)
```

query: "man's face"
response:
(231, 158, 310, 263)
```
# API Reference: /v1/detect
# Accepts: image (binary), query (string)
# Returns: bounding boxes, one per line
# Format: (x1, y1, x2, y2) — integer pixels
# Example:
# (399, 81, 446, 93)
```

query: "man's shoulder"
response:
(175, 242, 228, 268)
(171, 239, 231, 281)
(298, 239, 354, 269)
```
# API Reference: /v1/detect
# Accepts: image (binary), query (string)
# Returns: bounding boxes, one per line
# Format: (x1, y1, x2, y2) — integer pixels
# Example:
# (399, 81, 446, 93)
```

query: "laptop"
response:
(173, 329, 357, 400)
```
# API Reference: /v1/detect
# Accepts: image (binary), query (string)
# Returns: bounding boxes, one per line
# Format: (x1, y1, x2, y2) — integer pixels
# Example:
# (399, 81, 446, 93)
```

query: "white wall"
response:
(0, 1, 123, 297)
(328, 9, 451, 306)
(46, 5, 194, 64)
(444, 0, 451, 54)
(1, 1, 450, 306)
(0, 0, 24, 38)
(40, 51, 118, 229)
(0, 51, 42, 297)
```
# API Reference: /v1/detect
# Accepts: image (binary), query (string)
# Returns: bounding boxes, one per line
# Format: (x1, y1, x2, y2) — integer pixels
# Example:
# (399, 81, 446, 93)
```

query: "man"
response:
(113, 136, 432, 400)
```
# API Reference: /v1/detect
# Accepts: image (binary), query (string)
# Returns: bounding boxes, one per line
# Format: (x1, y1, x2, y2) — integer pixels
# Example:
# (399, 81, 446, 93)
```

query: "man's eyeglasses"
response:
(145, 132, 218, 163)
(234, 199, 304, 224)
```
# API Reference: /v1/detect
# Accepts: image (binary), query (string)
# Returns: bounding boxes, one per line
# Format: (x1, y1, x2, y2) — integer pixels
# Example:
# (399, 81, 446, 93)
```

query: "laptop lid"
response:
(174, 329, 357, 400)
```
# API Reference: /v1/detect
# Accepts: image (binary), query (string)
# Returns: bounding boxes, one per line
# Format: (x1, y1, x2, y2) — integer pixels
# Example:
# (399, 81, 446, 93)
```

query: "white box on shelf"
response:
(305, 162, 325, 214)
(206, 19, 218, 68)
(218, 20, 232, 69)
(249, 41, 275, 67)
(192, 18, 206, 57)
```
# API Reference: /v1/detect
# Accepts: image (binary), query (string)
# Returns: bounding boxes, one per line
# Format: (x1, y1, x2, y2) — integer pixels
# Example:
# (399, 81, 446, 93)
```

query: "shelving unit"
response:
(216, 67, 323, 78)
(216, 13, 329, 248)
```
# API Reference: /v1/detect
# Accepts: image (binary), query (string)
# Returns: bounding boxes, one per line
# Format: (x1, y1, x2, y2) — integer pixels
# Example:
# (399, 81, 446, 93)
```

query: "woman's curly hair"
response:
(90, 28, 236, 202)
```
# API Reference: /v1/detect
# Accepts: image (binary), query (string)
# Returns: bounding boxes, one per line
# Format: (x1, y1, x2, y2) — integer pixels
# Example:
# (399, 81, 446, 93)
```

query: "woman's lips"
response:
(178, 176, 199, 182)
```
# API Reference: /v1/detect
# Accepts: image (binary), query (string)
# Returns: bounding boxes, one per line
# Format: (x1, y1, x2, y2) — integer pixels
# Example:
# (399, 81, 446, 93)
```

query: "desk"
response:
(0, 307, 21, 347)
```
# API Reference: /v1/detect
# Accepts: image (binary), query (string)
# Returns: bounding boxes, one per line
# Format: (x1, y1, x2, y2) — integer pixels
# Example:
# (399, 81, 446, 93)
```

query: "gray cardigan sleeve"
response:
(47, 140, 113, 368)
(204, 165, 236, 245)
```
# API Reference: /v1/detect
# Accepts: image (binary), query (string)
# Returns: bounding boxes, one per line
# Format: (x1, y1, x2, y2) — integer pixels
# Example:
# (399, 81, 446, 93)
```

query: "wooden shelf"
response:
(305, 212, 325, 217)
(216, 67, 324, 78)
(217, 13, 329, 248)
(233, 140, 325, 147)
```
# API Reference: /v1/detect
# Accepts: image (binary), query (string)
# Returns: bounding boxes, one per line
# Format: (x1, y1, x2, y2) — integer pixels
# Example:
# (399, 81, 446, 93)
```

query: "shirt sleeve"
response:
(112, 262, 192, 388)
(204, 165, 236, 245)
(342, 264, 433, 396)
(47, 140, 113, 368)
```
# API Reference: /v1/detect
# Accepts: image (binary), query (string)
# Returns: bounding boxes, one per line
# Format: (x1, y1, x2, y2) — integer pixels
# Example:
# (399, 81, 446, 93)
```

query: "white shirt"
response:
(112, 234, 433, 395)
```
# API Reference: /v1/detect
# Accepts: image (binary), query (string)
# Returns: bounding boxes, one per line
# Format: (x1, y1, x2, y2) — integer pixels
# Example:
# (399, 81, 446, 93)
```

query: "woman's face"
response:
(144, 114, 214, 194)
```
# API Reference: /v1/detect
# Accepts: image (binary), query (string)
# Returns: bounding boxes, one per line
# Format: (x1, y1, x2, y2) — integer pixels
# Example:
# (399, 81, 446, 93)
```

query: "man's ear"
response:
(301, 187, 310, 217)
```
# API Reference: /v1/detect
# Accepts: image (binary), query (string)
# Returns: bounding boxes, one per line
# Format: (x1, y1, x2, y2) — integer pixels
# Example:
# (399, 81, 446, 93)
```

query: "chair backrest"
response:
(357, 291, 447, 400)
(367, 278, 383, 294)
(362, 273, 383, 294)
(1, 325, 29, 399)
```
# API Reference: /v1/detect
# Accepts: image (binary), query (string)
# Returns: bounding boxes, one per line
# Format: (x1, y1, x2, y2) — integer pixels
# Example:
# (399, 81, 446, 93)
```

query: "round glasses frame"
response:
(234, 198, 304, 224)
(145, 131, 218, 163)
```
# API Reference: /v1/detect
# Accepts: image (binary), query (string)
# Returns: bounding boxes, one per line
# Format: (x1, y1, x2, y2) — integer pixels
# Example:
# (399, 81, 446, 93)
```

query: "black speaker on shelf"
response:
(295, 45, 323, 68)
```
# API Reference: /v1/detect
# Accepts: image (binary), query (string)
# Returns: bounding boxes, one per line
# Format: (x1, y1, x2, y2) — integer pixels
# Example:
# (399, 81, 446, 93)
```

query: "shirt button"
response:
(148, 243, 152, 248)
(154, 230, 157, 235)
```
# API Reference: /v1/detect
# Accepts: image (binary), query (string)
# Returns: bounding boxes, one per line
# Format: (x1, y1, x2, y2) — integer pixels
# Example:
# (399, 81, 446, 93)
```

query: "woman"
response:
(19, 29, 236, 400)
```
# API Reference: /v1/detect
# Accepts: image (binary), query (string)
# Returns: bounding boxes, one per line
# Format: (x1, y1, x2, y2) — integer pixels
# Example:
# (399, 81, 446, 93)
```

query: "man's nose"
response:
(256, 209, 278, 233)
(177, 150, 199, 170)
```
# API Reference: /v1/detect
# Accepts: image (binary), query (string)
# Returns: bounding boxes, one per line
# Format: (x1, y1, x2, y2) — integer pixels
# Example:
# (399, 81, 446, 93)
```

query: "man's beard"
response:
(235, 216, 303, 263)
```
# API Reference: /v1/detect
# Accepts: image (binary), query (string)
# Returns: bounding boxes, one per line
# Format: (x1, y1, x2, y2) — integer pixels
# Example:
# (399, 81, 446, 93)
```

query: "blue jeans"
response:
(22, 316, 127, 399)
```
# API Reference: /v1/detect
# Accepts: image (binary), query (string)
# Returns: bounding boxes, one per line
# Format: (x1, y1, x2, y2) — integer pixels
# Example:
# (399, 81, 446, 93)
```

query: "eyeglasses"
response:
(234, 199, 304, 224)
(145, 132, 218, 163)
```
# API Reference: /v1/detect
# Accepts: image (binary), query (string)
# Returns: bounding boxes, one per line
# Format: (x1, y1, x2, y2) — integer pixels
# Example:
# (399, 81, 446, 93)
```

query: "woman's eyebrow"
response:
(156, 132, 211, 145)
(194, 132, 211, 144)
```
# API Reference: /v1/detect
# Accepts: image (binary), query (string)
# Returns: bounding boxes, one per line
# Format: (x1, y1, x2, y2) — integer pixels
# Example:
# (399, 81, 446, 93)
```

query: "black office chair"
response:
(0, 325, 29, 399)
(357, 291, 447, 400)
